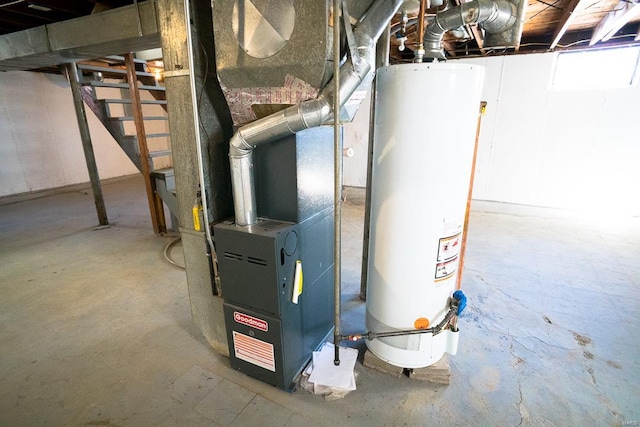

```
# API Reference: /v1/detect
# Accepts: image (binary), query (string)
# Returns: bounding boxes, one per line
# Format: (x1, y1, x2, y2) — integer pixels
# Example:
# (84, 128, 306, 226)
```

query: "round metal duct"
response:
(232, 0, 295, 59)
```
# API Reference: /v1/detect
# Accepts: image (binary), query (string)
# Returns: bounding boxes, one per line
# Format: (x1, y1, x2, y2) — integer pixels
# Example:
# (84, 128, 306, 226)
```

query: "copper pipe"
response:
(418, 0, 428, 41)
(456, 101, 486, 290)
(414, 0, 428, 62)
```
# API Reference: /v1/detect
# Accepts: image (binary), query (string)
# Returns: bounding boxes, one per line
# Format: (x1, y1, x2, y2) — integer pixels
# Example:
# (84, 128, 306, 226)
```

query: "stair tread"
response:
(155, 187, 177, 196)
(101, 98, 167, 105)
(110, 116, 168, 121)
(151, 167, 174, 177)
(87, 81, 166, 91)
(122, 132, 170, 141)
(77, 63, 154, 77)
(149, 150, 172, 157)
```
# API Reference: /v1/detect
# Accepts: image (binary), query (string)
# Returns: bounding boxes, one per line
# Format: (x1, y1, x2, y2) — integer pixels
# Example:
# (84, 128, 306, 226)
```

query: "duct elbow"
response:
(481, 0, 516, 33)
(229, 132, 253, 159)
(423, 0, 517, 60)
(424, 39, 447, 60)
(423, 1, 479, 60)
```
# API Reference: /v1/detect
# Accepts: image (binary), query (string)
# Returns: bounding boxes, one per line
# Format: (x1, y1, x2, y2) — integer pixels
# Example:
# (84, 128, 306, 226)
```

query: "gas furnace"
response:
(214, 126, 335, 390)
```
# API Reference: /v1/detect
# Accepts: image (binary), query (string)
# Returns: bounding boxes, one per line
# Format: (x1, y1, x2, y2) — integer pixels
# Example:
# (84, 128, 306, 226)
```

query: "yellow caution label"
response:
(292, 260, 303, 304)
(192, 205, 202, 231)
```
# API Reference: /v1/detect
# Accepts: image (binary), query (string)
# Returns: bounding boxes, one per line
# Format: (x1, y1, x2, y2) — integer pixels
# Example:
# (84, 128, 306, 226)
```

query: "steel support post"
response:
(66, 62, 109, 226)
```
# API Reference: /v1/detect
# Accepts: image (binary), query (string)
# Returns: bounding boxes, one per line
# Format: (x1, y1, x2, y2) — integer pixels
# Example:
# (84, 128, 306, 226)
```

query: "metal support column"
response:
(65, 62, 109, 226)
(156, 0, 234, 355)
(360, 24, 390, 300)
(333, 0, 342, 366)
(125, 52, 167, 234)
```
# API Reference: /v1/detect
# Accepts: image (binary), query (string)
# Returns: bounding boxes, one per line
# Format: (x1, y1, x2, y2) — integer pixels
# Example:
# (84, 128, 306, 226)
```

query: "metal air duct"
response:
(229, 0, 404, 226)
(423, 0, 517, 60)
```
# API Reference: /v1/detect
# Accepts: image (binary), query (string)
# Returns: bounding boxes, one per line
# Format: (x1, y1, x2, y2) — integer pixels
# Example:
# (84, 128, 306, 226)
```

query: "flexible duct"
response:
(229, 0, 404, 226)
(424, 0, 516, 60)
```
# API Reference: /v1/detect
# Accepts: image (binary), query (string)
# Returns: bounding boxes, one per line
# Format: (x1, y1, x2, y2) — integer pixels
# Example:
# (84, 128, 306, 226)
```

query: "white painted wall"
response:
(458, 52, 640, 217)
(0, 71, 138, 197)
(343, 52, 640, 216)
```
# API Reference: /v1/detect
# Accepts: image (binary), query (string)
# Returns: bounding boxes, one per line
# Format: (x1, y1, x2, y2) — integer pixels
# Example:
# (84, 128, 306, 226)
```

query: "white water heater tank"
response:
(365, 63, 484, 368)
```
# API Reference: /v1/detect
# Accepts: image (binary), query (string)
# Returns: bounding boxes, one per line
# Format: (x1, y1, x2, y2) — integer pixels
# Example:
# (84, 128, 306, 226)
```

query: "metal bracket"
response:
(341, 0, 362, 72)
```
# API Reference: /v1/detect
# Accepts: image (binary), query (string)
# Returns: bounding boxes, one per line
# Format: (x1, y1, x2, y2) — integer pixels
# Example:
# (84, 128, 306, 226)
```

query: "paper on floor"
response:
(307, 342, 358, 391)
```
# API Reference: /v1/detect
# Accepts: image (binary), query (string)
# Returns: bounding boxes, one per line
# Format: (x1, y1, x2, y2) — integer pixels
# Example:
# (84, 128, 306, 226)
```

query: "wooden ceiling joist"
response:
(469, 24, 487, 54)
(590, 0, 640, 46)
(550, 0, 590, 49)
(442, 40, 457, 57)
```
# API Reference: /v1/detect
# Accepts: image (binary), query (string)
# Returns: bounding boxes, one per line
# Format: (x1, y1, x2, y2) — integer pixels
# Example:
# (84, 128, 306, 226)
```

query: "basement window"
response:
(552, 46, 640, 90)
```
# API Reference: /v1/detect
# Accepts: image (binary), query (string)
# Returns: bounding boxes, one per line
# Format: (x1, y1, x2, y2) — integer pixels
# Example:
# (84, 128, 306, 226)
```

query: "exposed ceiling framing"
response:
(0, 0, 136, 35)
(390, 0, 640, 61)
(0, 0, 639, 70)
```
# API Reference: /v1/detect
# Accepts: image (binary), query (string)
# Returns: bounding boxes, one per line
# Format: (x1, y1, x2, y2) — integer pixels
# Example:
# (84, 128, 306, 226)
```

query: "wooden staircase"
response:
(77, 54, 177, 234)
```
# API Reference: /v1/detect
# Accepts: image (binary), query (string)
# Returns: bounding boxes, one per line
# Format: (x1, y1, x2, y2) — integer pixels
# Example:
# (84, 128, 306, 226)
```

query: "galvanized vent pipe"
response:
(229, 0, 404, 226)
(424, 0, 516, 60)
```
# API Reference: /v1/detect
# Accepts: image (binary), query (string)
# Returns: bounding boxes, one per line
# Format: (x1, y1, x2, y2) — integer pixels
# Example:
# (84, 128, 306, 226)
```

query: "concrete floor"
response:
(1, 175, 638, 426)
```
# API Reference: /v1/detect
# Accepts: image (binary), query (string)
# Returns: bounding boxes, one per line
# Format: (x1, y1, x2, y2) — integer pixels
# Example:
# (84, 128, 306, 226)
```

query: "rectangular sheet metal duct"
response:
(0, 1, 160, 71)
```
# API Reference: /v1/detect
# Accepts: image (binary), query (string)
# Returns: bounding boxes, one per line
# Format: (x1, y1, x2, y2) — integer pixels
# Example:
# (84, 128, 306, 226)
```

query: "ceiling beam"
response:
(590, 0, 640, 46)
(550, 0, 589, 49)
(470, 25, 487, 54)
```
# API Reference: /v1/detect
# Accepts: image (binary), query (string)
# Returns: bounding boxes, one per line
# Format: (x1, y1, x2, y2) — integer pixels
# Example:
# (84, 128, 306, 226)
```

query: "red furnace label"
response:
(234, 311, 269, 332)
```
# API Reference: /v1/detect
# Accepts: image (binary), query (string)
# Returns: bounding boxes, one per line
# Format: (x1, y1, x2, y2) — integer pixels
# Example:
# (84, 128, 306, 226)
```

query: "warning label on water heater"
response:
(435, 257, 458, 281)
(437, 233, 461, 262)
(435, 233, 461, 282)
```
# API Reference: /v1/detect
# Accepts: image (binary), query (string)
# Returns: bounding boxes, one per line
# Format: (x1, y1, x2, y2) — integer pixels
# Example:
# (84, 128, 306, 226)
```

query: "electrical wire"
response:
(184, 0, 223, 293)
(183, 0, 215, 259)
(191, 20, 226, 292)
(162, 236, 185, 270)
(195, 33, 210, 143)
(534, 0, 562, 10)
